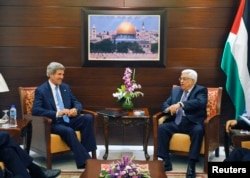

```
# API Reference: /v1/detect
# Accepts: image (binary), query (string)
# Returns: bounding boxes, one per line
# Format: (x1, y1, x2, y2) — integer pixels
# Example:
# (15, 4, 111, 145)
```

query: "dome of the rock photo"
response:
(116, 21, 136, 35)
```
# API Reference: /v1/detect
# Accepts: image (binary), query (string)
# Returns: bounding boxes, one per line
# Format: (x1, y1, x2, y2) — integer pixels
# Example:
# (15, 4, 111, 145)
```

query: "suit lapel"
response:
(177, 89, 183, 101)
(46, 82, 57, 110)
(187, 85, 197, 100)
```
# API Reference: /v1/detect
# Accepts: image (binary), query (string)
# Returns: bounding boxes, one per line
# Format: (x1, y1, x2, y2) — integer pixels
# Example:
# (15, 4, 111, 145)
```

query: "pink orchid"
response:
(113, 67, 144, 105)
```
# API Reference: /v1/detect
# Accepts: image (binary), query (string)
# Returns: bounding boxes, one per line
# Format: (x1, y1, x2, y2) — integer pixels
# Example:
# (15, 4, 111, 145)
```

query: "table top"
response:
(0, 118, 32, 142)
(80, 159, 167, 178)
(0, 118, 31, 130)
(230, 129, 250, 136)
(99, 107, 150, 118)
(123, 108, 150, 118)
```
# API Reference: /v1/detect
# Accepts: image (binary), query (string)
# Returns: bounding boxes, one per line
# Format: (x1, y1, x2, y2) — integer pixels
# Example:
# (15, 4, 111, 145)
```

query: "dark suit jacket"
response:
(161, 85, 208, 125)
(32, 81, 82, 124)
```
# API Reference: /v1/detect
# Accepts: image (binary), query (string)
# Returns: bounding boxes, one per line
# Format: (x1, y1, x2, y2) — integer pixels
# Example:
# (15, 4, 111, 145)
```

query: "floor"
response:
(31, 145, 225, 172)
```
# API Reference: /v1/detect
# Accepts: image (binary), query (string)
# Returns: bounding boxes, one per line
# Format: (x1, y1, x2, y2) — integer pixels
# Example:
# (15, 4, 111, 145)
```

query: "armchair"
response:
(153, 87, 222, 173)
(232, 132, 250, 149)
(19, 87, 97, 169)
(224, 127, 250, 158)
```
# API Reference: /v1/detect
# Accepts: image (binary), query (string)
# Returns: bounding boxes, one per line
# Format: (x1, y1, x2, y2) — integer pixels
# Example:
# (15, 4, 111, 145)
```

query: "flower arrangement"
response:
(98, 155, 151, 178)
(113, 67, 144, 110)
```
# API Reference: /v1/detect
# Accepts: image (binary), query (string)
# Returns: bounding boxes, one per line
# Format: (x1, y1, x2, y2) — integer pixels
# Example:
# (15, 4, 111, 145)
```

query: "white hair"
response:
(182, 69, 198, 83)
(46, 62, 65, 77)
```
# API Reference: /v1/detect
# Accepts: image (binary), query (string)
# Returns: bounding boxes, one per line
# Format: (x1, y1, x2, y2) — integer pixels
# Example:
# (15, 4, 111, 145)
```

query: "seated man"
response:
(157, 69, 208, 178)
(32, 62, 97, 169)
(224, 118, 250, 162)
(0, 131, 61, 178)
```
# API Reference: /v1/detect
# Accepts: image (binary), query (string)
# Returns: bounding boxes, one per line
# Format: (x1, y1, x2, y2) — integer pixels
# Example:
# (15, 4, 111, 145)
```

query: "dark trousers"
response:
(157, 117, 204, 163)
(51, 113, 97, 168)
(224, 147, 250, 162)
(0, 132, 33, 178)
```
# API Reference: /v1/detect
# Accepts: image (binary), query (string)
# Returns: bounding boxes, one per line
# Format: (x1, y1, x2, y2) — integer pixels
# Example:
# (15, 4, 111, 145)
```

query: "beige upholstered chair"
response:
(153, 87, 222, 173)
(241, 141, 250, 149)
(19, 87, 97, 169)
(0, 162, 4, 173)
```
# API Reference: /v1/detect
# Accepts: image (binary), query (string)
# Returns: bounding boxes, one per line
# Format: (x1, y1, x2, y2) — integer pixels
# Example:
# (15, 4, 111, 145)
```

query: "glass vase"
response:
(122, 100, 134, 111)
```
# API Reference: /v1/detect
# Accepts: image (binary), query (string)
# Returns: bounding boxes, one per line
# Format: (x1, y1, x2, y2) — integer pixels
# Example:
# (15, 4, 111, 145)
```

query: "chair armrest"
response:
(152, 111, 167, 160)
(81, 109, 98, 135)
(31, 115, 52, 155)
(204, 114, 220, 152)
(232, 135, 250, 148)
(82, 109, 98, 118)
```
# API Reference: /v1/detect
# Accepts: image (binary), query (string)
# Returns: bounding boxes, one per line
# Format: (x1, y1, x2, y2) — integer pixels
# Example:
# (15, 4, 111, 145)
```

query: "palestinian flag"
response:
(221, 0, 250, 118)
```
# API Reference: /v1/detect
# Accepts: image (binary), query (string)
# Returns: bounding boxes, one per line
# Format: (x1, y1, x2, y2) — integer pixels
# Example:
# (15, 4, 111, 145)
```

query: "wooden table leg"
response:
(103, 116, 109, 160)
(19, 120, 32, 154)
(143, 117, 150, 160)
(25, 121, 32, 154)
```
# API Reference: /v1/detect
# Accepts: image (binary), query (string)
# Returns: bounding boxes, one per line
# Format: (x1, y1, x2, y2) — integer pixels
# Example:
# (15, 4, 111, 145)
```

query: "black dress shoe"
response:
(77, 163, 86, 169)
(41, 167, 61, 178)
(164, 161, 173, 171)
(186, 163, 196, 178)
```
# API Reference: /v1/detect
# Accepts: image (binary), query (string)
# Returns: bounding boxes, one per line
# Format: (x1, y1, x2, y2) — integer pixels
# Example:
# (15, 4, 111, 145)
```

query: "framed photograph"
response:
(81, 8, 167, 67)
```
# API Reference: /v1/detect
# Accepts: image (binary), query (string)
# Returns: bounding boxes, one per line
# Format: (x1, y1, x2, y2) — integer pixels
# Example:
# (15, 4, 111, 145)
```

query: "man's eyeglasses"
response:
(179, 77, 192, 81)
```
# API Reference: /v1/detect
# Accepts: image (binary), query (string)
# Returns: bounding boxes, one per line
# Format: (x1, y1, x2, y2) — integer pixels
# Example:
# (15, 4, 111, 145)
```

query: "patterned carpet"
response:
(57, 171, 82, 178)
(166, 172, 207, 178)
(58, 171, 208, 178)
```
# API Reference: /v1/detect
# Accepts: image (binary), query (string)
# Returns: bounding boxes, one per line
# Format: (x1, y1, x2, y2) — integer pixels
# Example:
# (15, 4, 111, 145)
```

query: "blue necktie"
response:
(175, 91, 188, 125)
(55, 86, 70, 123)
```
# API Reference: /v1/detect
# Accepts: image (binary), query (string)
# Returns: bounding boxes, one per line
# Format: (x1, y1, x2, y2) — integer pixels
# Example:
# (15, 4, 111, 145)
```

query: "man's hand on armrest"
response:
(226, 120, 238, 133)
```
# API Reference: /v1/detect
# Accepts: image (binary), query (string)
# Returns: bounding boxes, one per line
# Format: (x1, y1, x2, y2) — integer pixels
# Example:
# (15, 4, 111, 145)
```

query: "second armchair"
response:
(19, 86, 97, 169)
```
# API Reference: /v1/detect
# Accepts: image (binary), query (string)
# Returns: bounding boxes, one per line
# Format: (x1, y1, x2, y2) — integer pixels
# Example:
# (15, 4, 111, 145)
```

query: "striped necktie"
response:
(55, 86, 70, 123)
(175, 91, 188, 125)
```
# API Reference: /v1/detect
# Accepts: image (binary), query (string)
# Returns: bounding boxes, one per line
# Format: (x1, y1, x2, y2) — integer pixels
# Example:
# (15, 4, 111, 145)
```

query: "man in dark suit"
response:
(224, 118, 250, 162)
(224, 147, 250, 162)
(157, 69, 208, 178)
(0, 131, 60, 178)
(32, 62, 97, 169)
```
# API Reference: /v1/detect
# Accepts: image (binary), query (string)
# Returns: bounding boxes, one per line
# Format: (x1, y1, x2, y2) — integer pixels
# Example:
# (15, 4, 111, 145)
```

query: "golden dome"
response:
(116, 21, 136, 34)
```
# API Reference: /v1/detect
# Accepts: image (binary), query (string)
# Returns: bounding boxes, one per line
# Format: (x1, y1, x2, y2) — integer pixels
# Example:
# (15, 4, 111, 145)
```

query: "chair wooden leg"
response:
(153, 154, 158, 160)
(46, 154, 52, 169)
(215, 147, 219, 157)
(153, 147, 158, 160)
(92, 150, 97, 159)
(204, 154, 208, 173)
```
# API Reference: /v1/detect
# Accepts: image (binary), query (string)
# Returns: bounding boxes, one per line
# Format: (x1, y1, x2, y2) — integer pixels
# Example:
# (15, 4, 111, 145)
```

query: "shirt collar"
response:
(48, 80, 57, 90)
(185, 85, 194, 95)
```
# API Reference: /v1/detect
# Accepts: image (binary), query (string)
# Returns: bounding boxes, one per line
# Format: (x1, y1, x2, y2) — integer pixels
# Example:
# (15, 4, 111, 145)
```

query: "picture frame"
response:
(81, 8, 167, 67)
